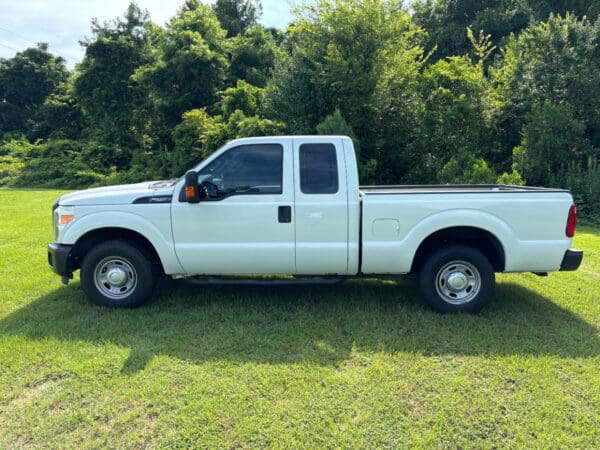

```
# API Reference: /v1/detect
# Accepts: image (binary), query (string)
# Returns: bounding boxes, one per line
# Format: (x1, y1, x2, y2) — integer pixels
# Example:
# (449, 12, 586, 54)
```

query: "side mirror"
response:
(184, 170, 200, 203)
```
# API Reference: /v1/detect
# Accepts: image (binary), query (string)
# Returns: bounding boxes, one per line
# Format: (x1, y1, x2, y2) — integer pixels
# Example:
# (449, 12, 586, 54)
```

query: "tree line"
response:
(1, 0, 599, 219)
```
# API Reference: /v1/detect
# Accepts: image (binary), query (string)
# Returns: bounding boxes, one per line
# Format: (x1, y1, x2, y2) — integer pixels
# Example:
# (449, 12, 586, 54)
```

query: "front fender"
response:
(60, 210, 184, 274)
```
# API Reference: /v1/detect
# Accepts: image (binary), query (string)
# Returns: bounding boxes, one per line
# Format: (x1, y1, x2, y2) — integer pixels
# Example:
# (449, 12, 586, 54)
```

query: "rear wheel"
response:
(418, 244, 494, 313)
(80, 240, 156, 307)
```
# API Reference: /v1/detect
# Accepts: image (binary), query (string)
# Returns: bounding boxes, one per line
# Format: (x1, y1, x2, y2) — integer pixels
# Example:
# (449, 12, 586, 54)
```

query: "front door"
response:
(171, 141, 295, 275)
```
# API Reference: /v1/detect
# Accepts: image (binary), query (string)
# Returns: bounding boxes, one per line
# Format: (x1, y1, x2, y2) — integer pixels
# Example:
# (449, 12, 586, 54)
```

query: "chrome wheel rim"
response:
(93, 256, 137, 300)
(435, 260, 481, 305)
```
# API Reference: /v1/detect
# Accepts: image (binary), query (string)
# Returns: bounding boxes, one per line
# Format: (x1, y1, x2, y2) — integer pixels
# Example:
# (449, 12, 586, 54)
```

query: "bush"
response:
(497, 164, 525, 185)
(0, 138, 34, 185)
(0, 154, 25, 186)
(0, 139, 113, 189)
(552, 156, 600, 223)
(438, 152, 497, 184)
(513, 101, 589, 186)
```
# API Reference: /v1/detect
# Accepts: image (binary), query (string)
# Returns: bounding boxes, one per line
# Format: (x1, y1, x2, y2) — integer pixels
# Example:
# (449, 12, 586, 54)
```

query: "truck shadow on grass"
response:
(1, 278, 598, 373)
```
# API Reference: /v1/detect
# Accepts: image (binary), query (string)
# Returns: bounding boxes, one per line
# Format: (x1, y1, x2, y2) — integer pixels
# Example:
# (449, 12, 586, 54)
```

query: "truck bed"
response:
(359, 184, 568, 195)
(358, 182, 575, 275)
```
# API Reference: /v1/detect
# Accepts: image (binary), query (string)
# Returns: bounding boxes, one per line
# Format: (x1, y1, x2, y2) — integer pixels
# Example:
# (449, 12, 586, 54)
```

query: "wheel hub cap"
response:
(447, 272, 468, 291)
(107, 268, 128, 287)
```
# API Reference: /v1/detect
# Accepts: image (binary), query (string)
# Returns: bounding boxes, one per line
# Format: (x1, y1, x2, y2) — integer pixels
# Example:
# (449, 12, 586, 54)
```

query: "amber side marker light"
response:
(566, 204, 577, 237)
(59, 214, 75, 225)
(185, 186, 196, 199)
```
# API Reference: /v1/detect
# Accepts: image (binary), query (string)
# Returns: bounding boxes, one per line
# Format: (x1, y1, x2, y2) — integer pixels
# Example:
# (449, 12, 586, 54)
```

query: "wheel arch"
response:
(410, 226, 505, 274)
(69, 227, 165, 275)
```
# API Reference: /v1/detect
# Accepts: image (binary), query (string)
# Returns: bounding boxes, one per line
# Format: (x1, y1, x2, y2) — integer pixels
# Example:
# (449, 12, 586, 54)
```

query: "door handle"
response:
(278, 206, 292, 223)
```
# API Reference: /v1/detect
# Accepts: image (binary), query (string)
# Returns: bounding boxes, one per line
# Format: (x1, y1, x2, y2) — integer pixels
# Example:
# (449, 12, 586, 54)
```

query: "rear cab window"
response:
(299, 143, 339, 194)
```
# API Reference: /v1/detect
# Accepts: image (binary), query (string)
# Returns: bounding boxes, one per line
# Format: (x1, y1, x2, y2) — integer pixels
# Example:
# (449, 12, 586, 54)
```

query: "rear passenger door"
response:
(293, 139, 349, 274)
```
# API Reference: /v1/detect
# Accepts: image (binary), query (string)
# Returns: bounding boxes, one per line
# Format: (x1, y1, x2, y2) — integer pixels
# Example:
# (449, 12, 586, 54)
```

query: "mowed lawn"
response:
(0, 188, 599, 448)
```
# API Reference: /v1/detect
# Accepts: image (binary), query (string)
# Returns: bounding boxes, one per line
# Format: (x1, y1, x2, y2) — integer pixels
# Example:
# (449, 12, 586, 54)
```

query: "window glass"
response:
(299, 143, 339, 194)
(198, 144, 283, 199)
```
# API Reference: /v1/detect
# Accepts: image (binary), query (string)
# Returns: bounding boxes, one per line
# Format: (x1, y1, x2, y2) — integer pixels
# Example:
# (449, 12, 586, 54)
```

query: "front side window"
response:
(198, 144, 283, 199)
(299, 143, 339, 194)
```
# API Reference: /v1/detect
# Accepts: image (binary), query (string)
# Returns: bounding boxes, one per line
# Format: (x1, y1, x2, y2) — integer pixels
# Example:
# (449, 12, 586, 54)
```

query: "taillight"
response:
(566, 204, 577, 237)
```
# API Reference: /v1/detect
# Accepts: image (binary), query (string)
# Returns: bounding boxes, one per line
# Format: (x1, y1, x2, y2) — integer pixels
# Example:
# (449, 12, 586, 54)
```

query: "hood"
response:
(58, 180, 177, 206)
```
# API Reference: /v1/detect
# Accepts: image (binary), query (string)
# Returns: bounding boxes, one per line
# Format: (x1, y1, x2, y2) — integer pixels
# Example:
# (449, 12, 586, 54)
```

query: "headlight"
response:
(54, 206, 75, 240)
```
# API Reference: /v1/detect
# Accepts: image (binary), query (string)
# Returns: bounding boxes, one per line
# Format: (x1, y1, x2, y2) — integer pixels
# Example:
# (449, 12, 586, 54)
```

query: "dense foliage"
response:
(1, 0, 599, 219)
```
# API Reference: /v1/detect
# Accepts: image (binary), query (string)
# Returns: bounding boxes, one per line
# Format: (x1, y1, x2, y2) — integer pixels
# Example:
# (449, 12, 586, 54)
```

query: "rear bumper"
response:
(47, 243, 74, 277)
(559, 249, 583, 271)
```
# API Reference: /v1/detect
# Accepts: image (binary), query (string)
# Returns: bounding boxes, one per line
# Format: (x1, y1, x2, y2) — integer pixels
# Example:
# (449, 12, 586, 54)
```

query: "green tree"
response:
(134, 0, 229, 131)
(220, 79, 262, 117)
(73, 2, 153, 150)
(291, 0, 414, 142)
(492, 14, 600, 154)
(265, 50, 332, 134)
(438, 151, 497, 184)
(0, 43, 69, 136)
(496, 163, 525, 185)
(371, 27, 429, 183)
(527, 0, 599, 20)
(228, 109, 285, 139)
(212, 0, 262, 37)
(406, 55, 497, 182)
(412, 0, 530, 62)
(412, 0, 599, 63)
(30, 81, 84, 140)
(169, 108, 217, 176)
(316, 108, 354, 136)
(228, 24, 279, 87)
(267, 0, 422, 163)
(556, 156, 600, 220)
(513, 101, 589, 185)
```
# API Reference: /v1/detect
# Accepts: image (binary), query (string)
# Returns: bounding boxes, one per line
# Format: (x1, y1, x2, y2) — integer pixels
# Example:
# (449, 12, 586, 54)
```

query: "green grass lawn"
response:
(0, 188, 599, 448)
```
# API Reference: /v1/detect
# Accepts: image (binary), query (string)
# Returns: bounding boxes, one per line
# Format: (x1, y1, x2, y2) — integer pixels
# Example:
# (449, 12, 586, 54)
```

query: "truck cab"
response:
(171, 136, 359, 276)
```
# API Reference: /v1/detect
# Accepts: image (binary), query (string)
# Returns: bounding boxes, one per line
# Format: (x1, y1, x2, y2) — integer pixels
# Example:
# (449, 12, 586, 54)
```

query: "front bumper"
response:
(559, 249, 583, 271)
(48, 243, 74, 277)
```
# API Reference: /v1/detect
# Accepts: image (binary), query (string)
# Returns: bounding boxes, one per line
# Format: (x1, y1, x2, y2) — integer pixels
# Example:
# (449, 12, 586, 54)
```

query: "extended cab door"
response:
(293, 138, 350, 274)
(171, 139, 295, 275)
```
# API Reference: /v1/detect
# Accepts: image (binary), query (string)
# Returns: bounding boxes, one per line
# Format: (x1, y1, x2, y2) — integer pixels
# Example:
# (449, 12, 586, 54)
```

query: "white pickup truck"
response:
(48, 136, 582, 313)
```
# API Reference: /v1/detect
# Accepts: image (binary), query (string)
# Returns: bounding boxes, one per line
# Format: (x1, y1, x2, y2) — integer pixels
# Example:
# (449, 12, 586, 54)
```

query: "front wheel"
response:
(80, 240, 156, 307)
(418, 244, 495, 313)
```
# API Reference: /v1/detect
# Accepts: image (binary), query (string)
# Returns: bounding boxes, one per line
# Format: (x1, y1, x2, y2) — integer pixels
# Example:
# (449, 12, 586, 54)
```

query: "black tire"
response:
(418, 244, 495, 313)
(80, 239, 156, 307)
